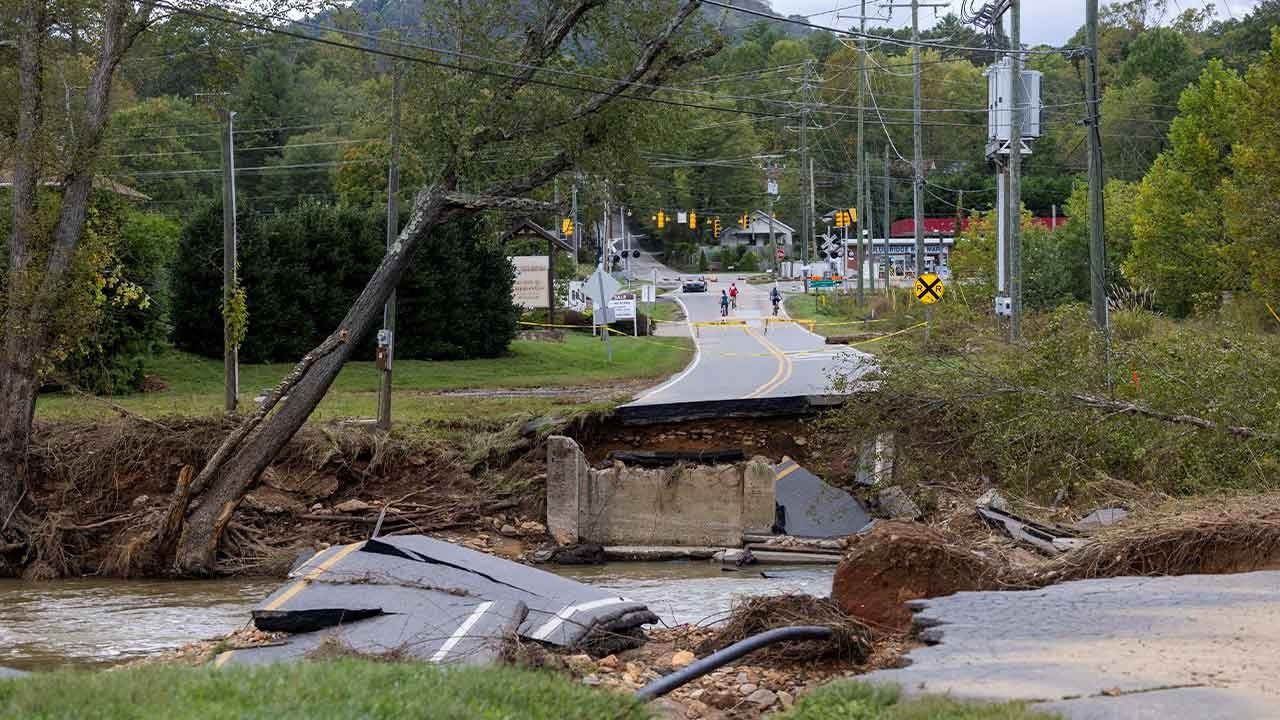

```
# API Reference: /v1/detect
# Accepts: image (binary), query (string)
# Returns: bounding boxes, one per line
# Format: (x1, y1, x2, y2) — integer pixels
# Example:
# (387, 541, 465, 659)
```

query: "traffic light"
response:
(656, 210, 666, 229)
(739, 213, 749, 229)
(689, 211, 697, 230)
(712, 216, 722, 239)
(561, 218, 574, 236)
(834, 211, 846, 228)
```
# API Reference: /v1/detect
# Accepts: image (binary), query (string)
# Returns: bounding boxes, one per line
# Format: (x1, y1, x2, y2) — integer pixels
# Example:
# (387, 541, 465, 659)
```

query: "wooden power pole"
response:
(1085, 0, 1108, 332)
(221, 109, 239, 414)
(377, 66, 402, 430)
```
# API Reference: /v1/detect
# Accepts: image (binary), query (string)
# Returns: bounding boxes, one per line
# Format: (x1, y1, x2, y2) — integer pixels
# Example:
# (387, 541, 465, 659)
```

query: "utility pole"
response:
(881, 0, 946, 279)
(220, 108, 238, 414)
(1085, 0, 1108, 332)
(856, 0, 868, 305)
(882, 144, 890, 292)
(1009, 0, 1023, 340)
(376, 66, 402, 430)
(571, 177, 580, 262)
(864, 150, 874, 295)
(912, 0, 924, 279)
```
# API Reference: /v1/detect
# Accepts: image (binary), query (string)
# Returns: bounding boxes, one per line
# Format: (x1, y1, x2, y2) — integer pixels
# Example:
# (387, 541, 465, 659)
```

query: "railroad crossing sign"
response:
(819, 232, 839, 255)
(914, 272, 944, 304)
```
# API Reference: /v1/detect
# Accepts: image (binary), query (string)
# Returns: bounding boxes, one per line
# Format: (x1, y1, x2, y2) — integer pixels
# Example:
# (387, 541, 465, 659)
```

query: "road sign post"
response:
(914, 271, 944, 343)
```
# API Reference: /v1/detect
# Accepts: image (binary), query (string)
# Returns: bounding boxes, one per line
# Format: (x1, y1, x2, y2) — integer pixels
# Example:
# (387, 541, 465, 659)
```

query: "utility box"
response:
(985, 57, 1042, 142)
(994, 295, 1013, 318)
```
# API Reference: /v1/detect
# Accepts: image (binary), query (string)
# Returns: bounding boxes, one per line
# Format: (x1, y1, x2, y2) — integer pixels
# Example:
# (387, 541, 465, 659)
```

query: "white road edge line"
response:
(530, 597, 630, 642)
(430, 601, 494, 663)
(632, 293, 701, 402)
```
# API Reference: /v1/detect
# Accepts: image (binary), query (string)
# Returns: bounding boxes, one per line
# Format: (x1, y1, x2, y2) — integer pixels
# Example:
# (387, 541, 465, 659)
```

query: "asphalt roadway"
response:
(629, 274, 872, 406)
(859, 570, 1280, 720)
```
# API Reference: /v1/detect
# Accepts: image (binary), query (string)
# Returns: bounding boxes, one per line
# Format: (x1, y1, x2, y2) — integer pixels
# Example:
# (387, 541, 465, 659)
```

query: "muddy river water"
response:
(0, 562, 833, 672)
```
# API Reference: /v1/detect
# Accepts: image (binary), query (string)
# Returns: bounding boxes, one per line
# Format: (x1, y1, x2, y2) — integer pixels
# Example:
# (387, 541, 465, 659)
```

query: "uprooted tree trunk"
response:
(160, 0, 717, 575)
(1, 0, 152, 553)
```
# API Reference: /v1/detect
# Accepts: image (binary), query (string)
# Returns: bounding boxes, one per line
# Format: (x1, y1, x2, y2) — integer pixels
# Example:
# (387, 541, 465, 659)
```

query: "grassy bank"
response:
(785, 290, 923, 338)
(0, 661, 651, 720)
(36, 334, 693, 424)
(774, 682, 1060, 720)
(822, 299, 1280, 509)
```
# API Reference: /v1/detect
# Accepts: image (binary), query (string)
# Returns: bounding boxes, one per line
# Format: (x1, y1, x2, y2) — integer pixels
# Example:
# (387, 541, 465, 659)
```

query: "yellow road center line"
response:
(744, 326, 794, 399)
(262, 541, 365, 612)
(774, 463, 802, 481)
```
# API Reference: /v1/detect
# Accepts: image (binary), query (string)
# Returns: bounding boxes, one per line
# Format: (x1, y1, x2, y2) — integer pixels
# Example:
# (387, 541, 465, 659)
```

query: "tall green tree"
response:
(1128, 61, 1243, 316)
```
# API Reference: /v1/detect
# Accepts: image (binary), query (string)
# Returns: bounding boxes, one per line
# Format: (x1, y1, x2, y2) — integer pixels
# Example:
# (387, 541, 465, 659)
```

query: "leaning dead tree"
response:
(159, 0, 720, 575)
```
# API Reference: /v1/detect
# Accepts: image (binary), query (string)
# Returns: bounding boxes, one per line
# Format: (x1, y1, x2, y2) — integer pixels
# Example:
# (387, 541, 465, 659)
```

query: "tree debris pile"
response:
(1020, 493, 1280, 586)
(696, 594, 872, 665)
(6, 416, 540, 579)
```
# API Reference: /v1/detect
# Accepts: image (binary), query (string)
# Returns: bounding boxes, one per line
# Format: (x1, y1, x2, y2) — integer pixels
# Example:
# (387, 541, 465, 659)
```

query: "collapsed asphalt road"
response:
(629, 277, 873, 407)
(215, 535, 657, 668)
(859, 569, 1280, 720)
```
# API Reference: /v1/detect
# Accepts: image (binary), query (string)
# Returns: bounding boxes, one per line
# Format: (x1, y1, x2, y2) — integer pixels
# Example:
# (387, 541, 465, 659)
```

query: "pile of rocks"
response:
(556, 628, 847, 719)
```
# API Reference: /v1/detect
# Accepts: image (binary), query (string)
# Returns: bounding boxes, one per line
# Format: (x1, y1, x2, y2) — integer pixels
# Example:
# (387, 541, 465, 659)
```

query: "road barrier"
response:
(691, 319, 748, 337)
(762, 317, 815, 334)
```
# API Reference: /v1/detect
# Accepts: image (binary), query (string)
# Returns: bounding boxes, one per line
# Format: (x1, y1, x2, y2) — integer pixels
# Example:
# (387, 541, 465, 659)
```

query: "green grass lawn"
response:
(647, 299, 685, 324)
(784, 291, 922, 339)
(771, 682, 1060, 720)
(36, 334, 693, 424)
(0, 661, 651, 720)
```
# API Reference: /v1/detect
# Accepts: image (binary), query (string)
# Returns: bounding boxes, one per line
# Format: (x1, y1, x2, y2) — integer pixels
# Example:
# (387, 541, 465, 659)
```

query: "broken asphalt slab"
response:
(773, 458, 871, 538)
(976, 505, 1087, 555)
(222, 598, 526, 668)
(858, 569, 1280, 719)
(614, 395, 844, 425)
(246, 536, 656, 656)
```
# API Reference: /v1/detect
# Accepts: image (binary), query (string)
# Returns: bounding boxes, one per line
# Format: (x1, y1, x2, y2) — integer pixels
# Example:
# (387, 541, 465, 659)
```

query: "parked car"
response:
(682, 276, 708, 293)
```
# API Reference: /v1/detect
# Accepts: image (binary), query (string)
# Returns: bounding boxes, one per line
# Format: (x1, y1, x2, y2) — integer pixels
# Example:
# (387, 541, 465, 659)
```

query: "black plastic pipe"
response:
(633, 626, 833, 701)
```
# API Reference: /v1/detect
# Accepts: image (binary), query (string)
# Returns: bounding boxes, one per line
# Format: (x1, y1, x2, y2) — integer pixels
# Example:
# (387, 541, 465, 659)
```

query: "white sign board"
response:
(677, 212, 688, 224)
(567, 281, 588, 312)
(641, 285, 656, 303)
(767, 178, 779, 196)
(510, 255, 549, 309)
(609, 294, 637, 321)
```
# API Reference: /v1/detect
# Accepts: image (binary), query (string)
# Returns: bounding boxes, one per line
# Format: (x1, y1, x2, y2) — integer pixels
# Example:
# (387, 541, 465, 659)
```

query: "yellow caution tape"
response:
(846, 321, 928, 346)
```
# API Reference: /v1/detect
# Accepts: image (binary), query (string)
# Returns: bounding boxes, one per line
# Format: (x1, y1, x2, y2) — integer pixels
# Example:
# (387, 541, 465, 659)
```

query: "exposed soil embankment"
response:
(6, 416, 548, 580)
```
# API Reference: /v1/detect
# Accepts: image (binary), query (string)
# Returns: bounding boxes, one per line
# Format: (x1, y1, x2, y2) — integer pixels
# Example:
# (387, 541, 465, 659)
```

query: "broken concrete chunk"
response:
(228, 598, 525, 668)
(773, 458, 871, 538)
(1074, 507, 1129, 531)
(605, 449, 746, 467)
(976, 506, 1084, 556)
(975, 488, 1010, 512)
(248, 536, 656, 661)
(877, 486, 922, 520)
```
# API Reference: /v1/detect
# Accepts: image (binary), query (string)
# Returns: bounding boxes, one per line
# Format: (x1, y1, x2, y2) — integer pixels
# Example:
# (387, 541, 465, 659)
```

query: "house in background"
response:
(719, 210, 795, 258)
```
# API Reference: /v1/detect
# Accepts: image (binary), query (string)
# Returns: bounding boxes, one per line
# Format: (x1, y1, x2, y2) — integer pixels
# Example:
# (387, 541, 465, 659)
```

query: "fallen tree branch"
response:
(1068, 392, 1267, 440)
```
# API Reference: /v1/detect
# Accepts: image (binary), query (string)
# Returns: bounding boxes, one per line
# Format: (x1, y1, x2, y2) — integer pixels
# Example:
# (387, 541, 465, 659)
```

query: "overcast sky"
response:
(768, 1, 1261, 46)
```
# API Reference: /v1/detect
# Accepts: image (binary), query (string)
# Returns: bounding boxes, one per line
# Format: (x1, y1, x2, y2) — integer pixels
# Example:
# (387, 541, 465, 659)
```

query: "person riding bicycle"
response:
(728, 283, 739, 310)
(720, 290, 730, 317)
(769, 286, 781, 315)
